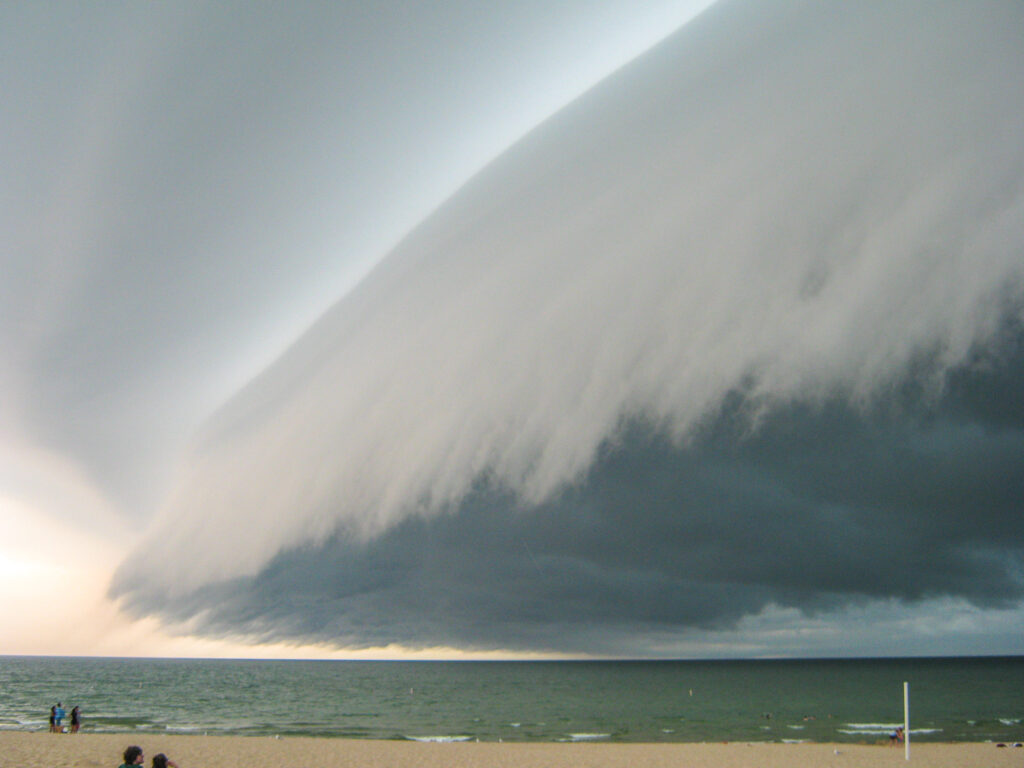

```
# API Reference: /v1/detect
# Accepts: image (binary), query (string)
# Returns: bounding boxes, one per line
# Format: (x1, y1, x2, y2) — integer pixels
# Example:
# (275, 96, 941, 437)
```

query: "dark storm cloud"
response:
(111, 0, 1024, 655)
(116, 333, 1024, 654)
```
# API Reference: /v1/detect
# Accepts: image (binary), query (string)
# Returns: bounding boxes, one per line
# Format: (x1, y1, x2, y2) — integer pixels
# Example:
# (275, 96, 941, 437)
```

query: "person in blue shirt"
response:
(54, 702, 66, 732)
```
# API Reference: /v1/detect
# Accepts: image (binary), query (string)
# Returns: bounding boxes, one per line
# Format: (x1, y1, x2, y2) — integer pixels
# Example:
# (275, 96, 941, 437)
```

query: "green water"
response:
(1, 656, 1021, 743)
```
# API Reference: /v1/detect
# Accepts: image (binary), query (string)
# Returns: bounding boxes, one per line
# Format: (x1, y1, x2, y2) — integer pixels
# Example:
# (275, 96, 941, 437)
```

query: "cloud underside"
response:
(118, 343, 1024, 654)
(112, 0, 1024, 654)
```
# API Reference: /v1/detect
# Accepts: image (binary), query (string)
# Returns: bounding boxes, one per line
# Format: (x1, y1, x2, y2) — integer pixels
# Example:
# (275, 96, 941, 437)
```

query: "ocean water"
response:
(0, 656, 1021, 744)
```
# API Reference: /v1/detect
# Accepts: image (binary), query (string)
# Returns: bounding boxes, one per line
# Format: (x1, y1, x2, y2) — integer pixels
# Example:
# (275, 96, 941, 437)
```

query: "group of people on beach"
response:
(48, 702, 81, 733)
(119, 745, 179, 768)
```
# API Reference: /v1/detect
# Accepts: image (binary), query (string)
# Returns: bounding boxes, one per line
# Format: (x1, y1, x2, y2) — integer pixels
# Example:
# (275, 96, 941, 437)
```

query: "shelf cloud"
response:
(112, 0, 1024, 655)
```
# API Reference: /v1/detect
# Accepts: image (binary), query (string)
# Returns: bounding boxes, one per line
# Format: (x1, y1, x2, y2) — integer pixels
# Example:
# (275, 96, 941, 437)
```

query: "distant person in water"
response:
(70, 705, 81, 733)
(119, 745, 144, 766)
(890, 726, 904, 745)
(151, 753, 179, 768)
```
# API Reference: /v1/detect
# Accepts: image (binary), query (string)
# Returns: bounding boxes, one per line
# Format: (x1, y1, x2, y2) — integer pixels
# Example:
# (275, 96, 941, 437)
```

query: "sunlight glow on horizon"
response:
(0, 494, 577, 660)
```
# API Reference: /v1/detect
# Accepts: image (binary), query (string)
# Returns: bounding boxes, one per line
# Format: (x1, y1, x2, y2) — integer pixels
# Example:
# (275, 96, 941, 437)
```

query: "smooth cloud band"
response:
(113, 0, 1024, 653)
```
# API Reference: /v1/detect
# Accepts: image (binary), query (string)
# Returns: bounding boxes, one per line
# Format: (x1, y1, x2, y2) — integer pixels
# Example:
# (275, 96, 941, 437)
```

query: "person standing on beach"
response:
(49, 705, 56, 733)
(70, 705, 81, 733)
(119, 745, 145, 767)
(54, 702, 65, 732)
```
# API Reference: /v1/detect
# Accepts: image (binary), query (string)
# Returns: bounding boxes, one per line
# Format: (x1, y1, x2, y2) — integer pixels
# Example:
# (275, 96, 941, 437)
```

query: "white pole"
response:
(903, 681, 910, 761)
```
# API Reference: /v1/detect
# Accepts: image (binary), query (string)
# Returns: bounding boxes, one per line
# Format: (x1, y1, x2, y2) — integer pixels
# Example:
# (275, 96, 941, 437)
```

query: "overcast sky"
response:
(3, 0, 1023, 659)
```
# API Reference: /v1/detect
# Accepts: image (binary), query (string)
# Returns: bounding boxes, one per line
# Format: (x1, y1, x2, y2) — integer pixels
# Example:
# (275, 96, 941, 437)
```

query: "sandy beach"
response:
(2, 732, 1021, 768)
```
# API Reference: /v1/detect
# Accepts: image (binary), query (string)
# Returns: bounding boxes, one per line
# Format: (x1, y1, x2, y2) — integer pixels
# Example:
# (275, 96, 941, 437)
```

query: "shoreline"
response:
(2, 732, 1022, 768)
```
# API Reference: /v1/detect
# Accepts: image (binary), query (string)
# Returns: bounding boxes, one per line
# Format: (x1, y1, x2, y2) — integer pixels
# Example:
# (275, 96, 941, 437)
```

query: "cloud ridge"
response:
(113, 0, 1024, 647)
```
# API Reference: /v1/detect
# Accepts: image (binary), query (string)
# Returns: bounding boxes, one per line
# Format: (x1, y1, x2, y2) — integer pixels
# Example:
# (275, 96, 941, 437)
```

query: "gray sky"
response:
(4, 0, 1023, 659)
(1, 0, 713, 513)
